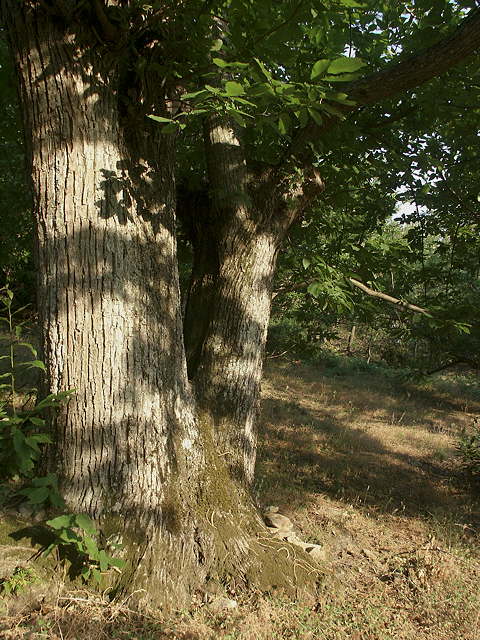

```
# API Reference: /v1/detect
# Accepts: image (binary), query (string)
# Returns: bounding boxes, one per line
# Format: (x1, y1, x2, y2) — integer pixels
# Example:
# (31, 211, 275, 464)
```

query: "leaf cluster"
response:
(42, 514, 125, 583)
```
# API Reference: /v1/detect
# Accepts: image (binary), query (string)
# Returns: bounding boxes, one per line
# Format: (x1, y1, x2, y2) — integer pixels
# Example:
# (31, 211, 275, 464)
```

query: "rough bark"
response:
(181, 115, 326, 484)
(3, 3, 319, 610)
(0, 3, 239, 609)
(182, 117, 278, 484)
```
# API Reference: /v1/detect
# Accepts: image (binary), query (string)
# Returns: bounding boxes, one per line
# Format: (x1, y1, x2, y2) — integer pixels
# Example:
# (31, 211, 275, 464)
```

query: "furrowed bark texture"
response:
(2, 3, 319, 610)
(183, 116, 279, 484)
(2, 3, 278, 609)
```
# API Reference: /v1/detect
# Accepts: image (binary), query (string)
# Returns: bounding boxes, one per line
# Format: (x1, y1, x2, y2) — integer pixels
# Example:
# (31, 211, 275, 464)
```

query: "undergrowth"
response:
(0, 286, 124, 592)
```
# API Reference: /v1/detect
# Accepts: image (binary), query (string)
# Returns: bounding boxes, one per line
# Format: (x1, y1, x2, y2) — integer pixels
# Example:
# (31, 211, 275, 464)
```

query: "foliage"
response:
(42, 514, 125, 583)
(0, 565, 38, 596)
(455, 417, 480, 482)
(0, 35, 33, 301)
(0, 287, 72, 485)
(0, 288, 124, 582)
(2, 2, 479, 372)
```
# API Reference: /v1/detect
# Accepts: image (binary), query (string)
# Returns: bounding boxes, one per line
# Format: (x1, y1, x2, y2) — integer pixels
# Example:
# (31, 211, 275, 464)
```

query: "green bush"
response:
(455, 417, 480, 481)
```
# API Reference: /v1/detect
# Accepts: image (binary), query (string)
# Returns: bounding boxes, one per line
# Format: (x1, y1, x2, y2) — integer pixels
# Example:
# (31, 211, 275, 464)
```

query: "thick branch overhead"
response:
(285, 7, 480, 165)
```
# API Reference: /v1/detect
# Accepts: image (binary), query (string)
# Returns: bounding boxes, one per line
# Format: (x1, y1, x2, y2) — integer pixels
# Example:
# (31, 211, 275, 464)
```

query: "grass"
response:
(1, 357, 479, 639)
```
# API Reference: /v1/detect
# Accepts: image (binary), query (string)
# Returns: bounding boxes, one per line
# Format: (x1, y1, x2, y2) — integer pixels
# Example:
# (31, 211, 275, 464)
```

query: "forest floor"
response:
(1, 357, 479, 639)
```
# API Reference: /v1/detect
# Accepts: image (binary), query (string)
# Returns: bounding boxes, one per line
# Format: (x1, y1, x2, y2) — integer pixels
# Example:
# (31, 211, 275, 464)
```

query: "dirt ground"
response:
(1, 358, 479, 639)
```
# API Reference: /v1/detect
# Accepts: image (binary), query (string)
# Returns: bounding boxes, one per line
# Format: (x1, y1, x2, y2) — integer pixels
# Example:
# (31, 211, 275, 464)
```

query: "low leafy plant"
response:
(0, 286, 72, 484)
(17, 472, 64, 509)
(43, 513, 125, 583)
(1, 287, 125, 584)
(0, 565, 39, 595)
(455, 417, 480, 481)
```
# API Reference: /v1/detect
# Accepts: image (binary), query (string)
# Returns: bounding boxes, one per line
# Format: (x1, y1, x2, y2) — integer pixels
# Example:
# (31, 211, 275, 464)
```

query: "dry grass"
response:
(1, 358, 479, 639)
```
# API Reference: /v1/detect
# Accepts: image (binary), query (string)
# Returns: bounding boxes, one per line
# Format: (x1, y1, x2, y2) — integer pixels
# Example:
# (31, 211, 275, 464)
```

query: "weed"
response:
(455, 416, 480, 481)
(42, 513, 125, 583)
(0, 565, 38, 595)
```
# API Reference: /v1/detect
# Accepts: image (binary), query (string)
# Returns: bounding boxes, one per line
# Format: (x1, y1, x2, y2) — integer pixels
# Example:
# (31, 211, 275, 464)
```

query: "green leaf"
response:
(229, 111, 246, 126)
(228, 61, 249, 70)
(311, 59, 331, 80)
(181, 89, 209, 100)
(324, 73, 363, 82)
(108, 557, 126, 569)
(337, 0, 365, 6)
(15, 342, 37, 356)
(20, 486, 49, 504)
(83, 535, 99, 560)
(307, 282, 323, 298)
(160, 123, 179, 134)
(80, 566, 91, 581)
(147, 115, 173, 123)
(47, 514, 76, 530)
(254, 58, 272, 82)
(28, 417, 45, 427)
(205, 84, 221, 95)
(91, 568, 101, 583)
(211, 39, 223, 52)
(27, 432, 52, 444)
(278, 112, 291, 135)
(308, 108, 323, 126)
(98, 549, 109, 572)
(319, 102, 345, 119)
(212, 57, 228, 68)
(326, 92, 356, 106)
(31, 473, 57, 487)
(21, 360, 46, 371)
(74, 514, 97, 535)
(327, 58, 367, 75)
(225, 81, 245, 97)
(302, 258, 311, 269)
(58, 528, 81, 544)
(42, 543, 56, 558)
(296, 108, 309, 128)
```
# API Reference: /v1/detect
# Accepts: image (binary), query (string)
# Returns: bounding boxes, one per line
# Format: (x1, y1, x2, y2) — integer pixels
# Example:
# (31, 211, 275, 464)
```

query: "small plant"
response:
(43, 513, 125, 583)
(455, 417, 480, 481)
(1, 288, 124, 584)
(0, 565, 39, 595)
(0, 286, 73, 484)
(17, 472, 64, 509)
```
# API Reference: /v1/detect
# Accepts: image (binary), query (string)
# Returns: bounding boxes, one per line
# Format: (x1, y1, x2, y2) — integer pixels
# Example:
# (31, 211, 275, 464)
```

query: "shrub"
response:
(455, 417, 480, 481)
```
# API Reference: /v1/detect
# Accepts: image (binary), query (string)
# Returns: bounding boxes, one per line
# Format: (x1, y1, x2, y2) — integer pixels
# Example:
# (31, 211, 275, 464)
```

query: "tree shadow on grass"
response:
(256, 361, 479, 527)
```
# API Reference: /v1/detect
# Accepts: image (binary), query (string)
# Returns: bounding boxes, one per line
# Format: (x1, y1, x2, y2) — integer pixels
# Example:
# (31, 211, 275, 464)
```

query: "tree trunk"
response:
(3, 4, 318, 610)
(182, 117, 280, 484)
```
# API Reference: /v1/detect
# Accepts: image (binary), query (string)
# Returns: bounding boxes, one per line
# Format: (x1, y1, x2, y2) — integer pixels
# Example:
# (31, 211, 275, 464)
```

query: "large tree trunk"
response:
(3, 3, 317, 610)
(182, 116, 279, 484)
(4, 4, 207, 608)
(182, 116, 324, 484)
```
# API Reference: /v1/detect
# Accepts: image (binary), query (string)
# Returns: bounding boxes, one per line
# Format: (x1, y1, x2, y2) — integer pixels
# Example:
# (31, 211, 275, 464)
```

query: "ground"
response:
(1, 356, 479, 639)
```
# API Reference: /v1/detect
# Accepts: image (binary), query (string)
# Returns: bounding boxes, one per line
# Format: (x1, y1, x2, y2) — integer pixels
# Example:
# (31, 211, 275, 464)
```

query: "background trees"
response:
(1, 0, 479, 609)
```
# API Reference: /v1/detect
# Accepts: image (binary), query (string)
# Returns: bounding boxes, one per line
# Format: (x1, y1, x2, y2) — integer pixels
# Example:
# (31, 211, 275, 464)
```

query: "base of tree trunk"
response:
(103, 450, 322, 612)
(111, 518, 322, 612)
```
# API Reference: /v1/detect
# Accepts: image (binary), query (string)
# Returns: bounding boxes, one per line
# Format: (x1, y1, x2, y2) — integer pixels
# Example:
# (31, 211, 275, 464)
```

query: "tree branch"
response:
(281, 7, 480, 168)
(273, 276, 430, 316)
(350, 8, 480, 106)
(347, 278, 430, 315)
(92, 0, 120, 42)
